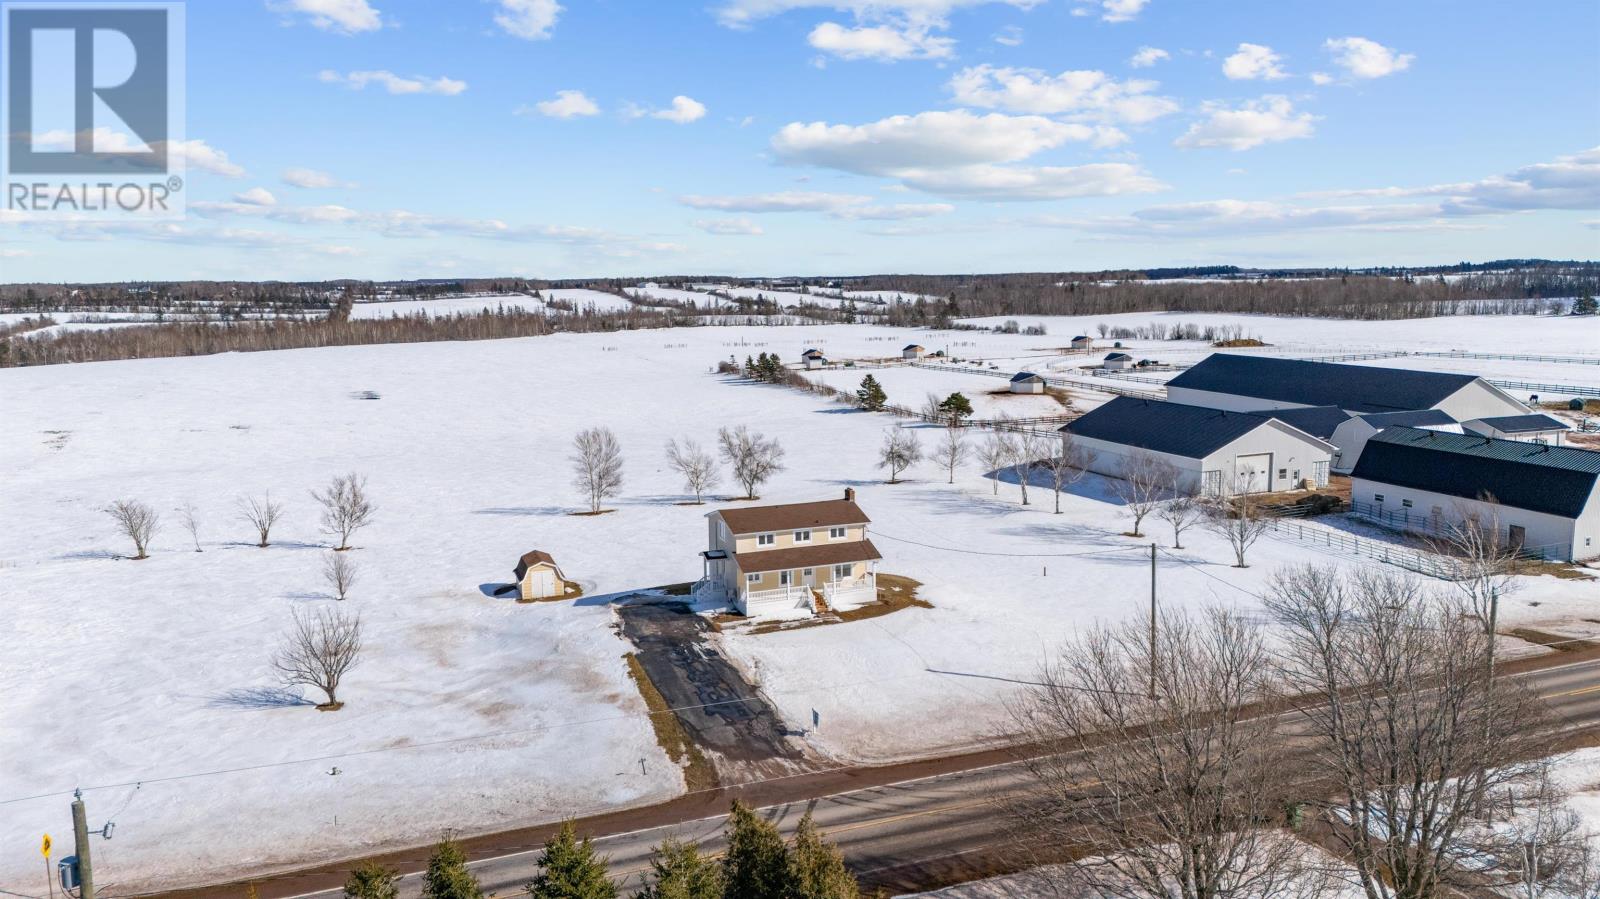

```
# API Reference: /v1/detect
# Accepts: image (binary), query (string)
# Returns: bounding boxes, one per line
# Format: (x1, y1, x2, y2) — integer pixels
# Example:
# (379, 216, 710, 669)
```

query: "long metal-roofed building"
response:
(1349, 426, 1600, 561)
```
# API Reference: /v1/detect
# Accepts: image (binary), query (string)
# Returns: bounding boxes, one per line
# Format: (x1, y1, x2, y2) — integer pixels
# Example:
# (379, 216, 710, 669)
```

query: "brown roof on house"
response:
(514, 550, 563, 580)
(715, 499, 870, 535)
(733, 539, 882, 574)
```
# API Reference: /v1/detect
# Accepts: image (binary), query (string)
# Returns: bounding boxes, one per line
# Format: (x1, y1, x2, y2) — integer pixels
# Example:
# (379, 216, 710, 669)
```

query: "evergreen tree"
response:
(720, 801, 790, 899)
(936, 392, 974, 425)
(758, 352, 783, 382)
(344, 860, 401, 899)
(787, 813, 860, 899)
(856, 375, 887, 412)
(423, 838, 483, 899)
(744, 355, 757, 379)
(526, 822, 616, 899)
(638, 837, 723, 899)
(1574, 292, 1598, 315)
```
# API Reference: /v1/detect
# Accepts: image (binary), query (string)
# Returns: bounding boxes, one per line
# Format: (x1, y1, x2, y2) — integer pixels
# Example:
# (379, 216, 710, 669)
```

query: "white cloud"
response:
(318, 69, 467, 95)
(271, 0, 381, 34)
(525, 89, 600, 119)
(947, 64, 1179, 123)
(1097, 0, 1148, 22)
(1310, 72, 1334, 86)
(773, 109, 1111, 177)
(494, 0, 562, 40)
(890, 163, 1163, 201)
(807, 21, 953, 60)
(993, 25, 1023, 46)
(26, 130, 245, 177)
(1129, 46, 1168, 68)
(678, 191, 872, 212)
(713, 0, 1041, 30)
(282, 167, 354, 189)
(694, 218, 765, 235)
(643, 96, 707, 124)
(0, 248, 33, 258)
(233, 187, 277, 206)
(1324, 37, 1414, 79)
(1222, 43, 1288, 80)
(1307, 146, 1600, 213)
(1175, 95, 1315, 151)
(827, 202, 954, 220)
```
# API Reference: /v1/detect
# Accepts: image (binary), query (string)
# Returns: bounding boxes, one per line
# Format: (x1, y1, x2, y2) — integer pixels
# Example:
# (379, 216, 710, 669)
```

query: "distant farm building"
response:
(902, 344, 927, 360)
(1070, 335, 1093, 350)
(801, 348, 827, 370)
(1463, 414, 1571, 446)
(1165, 354, 1530, 418)
(514, 550, 567, 601)
(1009, 372, 1046, 394)
(696, 489, 882, 619)
(1064, 396, 1335, 496)
(1102, 352, 1133, 370)
(1350, 427, 1600, 561)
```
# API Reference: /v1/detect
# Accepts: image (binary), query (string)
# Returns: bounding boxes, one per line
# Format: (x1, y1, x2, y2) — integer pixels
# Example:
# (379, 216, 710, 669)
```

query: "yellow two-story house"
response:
(697, 489, 882, 619)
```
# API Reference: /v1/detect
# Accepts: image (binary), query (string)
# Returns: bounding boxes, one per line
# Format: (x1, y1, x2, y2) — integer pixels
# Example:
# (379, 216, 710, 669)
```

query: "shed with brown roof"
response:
(513, 550, 567, 601)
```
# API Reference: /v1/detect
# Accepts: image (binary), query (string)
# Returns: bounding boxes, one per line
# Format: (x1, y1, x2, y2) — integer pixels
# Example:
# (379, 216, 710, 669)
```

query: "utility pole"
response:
(71, 790, 94, 899)
(1149, 542, 1157, 701)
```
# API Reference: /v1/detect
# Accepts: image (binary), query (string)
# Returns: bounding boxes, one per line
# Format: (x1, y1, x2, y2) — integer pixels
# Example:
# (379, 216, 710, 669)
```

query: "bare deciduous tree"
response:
(1267, 566, 1557, 899)
(1010, 430, 1048, 505)
(1425, 495, 1522, 638)
(571, 426, 624, 513)
(717, 425, 786, 500)
(1157, 491, 1203, 549)
(977, 429, 1015, 496)
(274, 607, 363, 710)
(1040, 431, 1096, 514)
(878, 427, 923, 483)
(933, 425, 969, 484)
(311, 473, 377, 551)
(177, 501, 202, 552)
(106, 499, 159, 560)
(238, 492, 284, 548)
(1007, 606, 1323, 899)
(323, 551, 358, 601)
(1111, 450, 1175, 537)
(1203, 474, 1272, 567)
(1483, 764, 1600, 898)
(664, 437, 719, 504)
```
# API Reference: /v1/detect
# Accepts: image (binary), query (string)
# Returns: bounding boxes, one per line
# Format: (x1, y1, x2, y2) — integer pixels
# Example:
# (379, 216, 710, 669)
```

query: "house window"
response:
(1401, 499, 1414, 509)
(757, 532, 775, 546)
(779, 570, 793, 586)
(794, 529, 812, 543)
(746, 573, 760, 584)
(833, 564, 852, 580)
(1374, 494, 1385, 503)
(802, 568, 813, 576)
(829, 526, 847, 539)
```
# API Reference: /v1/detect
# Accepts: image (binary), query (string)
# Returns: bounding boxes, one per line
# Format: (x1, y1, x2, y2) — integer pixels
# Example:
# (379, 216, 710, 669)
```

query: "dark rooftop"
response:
(1356, 409, 1459, 428)
(1351, 427, 1600, 519)
(1258, 405, 1352, 439)
(1010, 371, 1044, 383)
(1471, 413, 1570, 433)
(1167, 354, 1482, 414)
(715, 499, 870, 535)
(1063, 396, 1329, 459)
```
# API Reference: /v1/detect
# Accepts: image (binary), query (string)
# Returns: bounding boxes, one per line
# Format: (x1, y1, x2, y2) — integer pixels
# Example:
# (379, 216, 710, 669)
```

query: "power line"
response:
(868, 528, 1148, 559)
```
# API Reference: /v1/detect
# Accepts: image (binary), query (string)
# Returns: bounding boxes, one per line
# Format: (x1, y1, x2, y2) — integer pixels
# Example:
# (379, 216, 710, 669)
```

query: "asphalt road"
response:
(156, 653, 1600, 899)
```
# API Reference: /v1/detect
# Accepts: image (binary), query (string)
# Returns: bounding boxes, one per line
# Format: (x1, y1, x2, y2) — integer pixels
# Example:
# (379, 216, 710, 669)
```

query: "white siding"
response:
(1164, 385, 1312, 412)
(1350, 477, 1600, 562)
(1073, 421, 1334, 496)
(1436, 381, 1533, 421)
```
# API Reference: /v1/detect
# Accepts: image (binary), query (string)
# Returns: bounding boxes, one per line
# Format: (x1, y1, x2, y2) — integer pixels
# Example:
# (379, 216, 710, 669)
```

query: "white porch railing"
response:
(822, 575, 876, 611)
(742, 585, 813, 611)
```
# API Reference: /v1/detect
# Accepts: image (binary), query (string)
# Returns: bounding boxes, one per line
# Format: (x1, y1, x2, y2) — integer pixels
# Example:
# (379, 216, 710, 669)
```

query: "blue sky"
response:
(2, 0, 1597, 282)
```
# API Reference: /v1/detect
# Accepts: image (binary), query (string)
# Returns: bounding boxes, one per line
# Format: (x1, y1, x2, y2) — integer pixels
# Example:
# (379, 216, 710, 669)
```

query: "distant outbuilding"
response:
(801, 348, 827, 370)
(902, 344, 927, 360)
(1463, 414, 1571, 446)
(514, 550, 568, 601)
(1102, 352, 1133, 370)
(1009, 372, 1046, 394)
(1070, 335, 1093, 350)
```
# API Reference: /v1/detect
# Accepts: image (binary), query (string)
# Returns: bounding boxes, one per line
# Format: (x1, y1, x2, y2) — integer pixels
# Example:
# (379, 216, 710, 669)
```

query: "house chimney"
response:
(844, 487, 856, 502)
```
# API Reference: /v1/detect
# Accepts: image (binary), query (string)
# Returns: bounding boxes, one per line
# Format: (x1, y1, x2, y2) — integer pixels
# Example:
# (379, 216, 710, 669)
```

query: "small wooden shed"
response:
(514, 550, 567, 601)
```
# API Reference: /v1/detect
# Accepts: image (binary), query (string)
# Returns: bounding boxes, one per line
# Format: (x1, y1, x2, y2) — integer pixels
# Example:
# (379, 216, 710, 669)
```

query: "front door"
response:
(802, 567, 816, 587)
(1508, 525, 1526, 552)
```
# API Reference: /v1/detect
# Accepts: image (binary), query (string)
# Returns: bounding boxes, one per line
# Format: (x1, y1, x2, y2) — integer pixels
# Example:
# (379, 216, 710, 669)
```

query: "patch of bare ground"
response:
(622, 652, 719, 792)
(1212, 337, 1269, 347)
(1510, 559, 1595, 580)
(1504, 628, 1600, 653)
(567, 509, 617, 517)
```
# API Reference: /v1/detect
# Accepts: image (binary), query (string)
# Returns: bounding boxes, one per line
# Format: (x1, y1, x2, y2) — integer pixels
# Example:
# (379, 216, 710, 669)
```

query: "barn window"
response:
(1278, 468, 1287, 480)
(1401, 499, 1414, 509)
(1374, 494, 1385, 503)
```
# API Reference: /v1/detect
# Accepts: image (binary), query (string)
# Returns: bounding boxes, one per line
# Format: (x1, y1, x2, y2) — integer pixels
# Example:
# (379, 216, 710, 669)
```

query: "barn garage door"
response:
(1235, 454, 1271, 494)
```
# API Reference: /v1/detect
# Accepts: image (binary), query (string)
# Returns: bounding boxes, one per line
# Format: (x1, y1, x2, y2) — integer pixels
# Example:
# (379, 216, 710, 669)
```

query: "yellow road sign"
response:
(41, 833, 51, 857)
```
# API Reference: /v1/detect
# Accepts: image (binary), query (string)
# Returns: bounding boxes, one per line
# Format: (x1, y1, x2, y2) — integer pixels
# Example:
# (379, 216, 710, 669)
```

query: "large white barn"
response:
(1063, 396, 1336, 496)
(1329, 409, 1463, 473)
(1350, 427, 1600, 562)
(1165, 355, 1531, 419)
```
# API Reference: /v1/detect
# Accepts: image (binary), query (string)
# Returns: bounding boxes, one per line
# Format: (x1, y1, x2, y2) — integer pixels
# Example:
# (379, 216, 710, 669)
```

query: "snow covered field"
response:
(3, 312, 1597, 889)
(541, 287, 640, 312)
(624, 285, 734, 307)
(350, 293, 539, 319)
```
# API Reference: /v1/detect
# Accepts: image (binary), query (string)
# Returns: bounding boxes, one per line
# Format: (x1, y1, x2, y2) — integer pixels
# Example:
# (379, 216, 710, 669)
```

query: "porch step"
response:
(811, 589, 831, 615)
